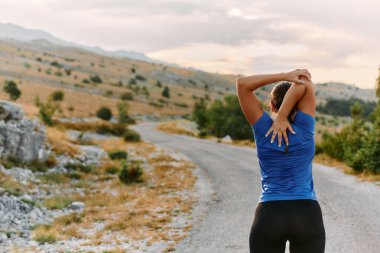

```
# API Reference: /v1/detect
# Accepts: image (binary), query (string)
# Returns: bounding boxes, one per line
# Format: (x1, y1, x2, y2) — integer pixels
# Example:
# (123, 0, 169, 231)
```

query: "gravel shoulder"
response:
(131, 122, 380, 253)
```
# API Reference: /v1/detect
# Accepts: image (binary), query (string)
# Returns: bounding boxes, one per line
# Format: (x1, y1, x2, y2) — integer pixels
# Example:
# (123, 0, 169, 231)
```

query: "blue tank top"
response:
(251, 111, 317, 203)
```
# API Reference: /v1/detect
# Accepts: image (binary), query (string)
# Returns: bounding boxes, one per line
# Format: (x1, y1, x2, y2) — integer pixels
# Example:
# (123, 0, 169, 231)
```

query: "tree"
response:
(192, 98, 209, 130)
(376, 66, 380, 98)
(162, 86, 170, 98)
(192, 95, 253, 140)
(34, 91, 63, 126)
(156, 80, 162, 87)
(90, 75, 103, 83)
(96, 107, 112, 121)
(117, 102, 135, 124)
(51, 90, 64, 101)
(3, 80, 21, 101)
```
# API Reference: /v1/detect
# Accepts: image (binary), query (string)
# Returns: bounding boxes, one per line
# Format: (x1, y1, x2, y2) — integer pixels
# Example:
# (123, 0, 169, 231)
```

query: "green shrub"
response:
(3, 80, 21, 101)
(96, 107, 113, 121)
(117, 102, 135, 124)
(162, 86, 170, 98)
(123, 129, 141, 142)
(120, 92, 133, 100)
(96, 123, 127, 136)
(106, 166, 120, 175)
(118, 160, 143, 184)
(90, 75, 103, 83)
(192, 95, 252, 140)
(51, 90, 64, 101)
(64, 162, 95, 174)
(35, 94, 61, 126)
(128, 78, 136, 85)
(50, 61, 63, 68)
(135, 74, 146, 81)
(108, 150, 128, 160)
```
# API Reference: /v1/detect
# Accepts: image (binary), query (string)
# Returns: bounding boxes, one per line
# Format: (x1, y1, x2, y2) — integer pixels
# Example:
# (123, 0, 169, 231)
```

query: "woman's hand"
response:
(265, 114, 295, 147)
(285, 69, 312, 84)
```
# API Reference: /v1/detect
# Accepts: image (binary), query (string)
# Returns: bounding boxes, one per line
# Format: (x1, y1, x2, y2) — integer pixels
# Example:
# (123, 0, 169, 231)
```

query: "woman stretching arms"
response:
(236, 69, 325, 253)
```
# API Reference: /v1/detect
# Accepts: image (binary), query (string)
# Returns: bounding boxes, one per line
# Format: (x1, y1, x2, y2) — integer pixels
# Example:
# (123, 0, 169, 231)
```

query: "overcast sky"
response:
(0, 0, 379, 89)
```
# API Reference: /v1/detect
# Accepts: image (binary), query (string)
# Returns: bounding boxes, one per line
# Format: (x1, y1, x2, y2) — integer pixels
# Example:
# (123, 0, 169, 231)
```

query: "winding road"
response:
(130, 122, 380, 253)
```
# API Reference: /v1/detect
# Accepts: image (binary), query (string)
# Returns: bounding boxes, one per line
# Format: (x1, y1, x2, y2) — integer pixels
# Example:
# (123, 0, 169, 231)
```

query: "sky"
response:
(0, 0, 379, 89)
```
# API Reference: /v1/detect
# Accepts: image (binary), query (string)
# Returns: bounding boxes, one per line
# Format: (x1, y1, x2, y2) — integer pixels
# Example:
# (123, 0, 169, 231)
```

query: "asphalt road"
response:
(130, 122, 380, 253)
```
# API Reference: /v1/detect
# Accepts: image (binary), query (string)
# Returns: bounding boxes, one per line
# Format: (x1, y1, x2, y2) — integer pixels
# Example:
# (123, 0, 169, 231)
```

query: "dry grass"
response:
(40, 138, 197, 249)
(156, 121, 196, 137)
(0, 170, 28, 196)
(314, 153, 380, 182)
(45, 126, 81, 156)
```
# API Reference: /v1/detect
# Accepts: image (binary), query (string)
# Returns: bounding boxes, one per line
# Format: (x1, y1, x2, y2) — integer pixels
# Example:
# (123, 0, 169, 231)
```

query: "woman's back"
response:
(252, 110, 317, 202)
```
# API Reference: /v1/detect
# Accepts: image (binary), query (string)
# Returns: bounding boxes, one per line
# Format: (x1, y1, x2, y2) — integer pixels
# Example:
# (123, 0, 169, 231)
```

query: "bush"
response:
(123, 129, 141, 142)
(192, 95, 253, 140)
(51, 90, 64, 101)
(96, 107, 113, 121)
(120, 92, 133, 100)
(135, 74, 146, 81)
(90, 75, 103, 83)
(50, 61, 63, 68)
(117, 102, 135, 124)
(35, 93, 62, 126)
(106, 166, 120, 175)
(108, 150, 128, 160)
(3, 80, 21, 101)
(162, 86, 170, 98)
(128, 78, 137, 85)
(118, 160, 143, 184)
(96, 123, 127, 136)
(65, 162, 95, 174)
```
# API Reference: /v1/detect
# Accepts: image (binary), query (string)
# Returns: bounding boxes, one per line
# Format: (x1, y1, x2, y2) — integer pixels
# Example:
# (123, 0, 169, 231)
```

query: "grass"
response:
(314, 153, 380, 182)
(41, 138, 198, 247)
(0, 171, 27, 196)
(32, 225, 58, 244)
(156, 120, 196, 137)
(40, 173, 70, 184)
(43, 195, 76, 210)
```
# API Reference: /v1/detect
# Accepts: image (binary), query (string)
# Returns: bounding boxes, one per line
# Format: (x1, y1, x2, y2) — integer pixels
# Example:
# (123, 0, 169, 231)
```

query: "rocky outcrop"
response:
(0, 100, 47, 162)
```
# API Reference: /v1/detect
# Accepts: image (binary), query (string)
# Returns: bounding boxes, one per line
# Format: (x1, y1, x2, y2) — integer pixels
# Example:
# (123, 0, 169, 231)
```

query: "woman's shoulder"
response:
(293, 110, 315, 133)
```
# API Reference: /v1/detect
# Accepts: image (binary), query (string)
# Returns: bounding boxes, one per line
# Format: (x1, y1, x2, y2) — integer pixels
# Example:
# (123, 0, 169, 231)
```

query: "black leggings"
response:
(249, 199, 325, 253)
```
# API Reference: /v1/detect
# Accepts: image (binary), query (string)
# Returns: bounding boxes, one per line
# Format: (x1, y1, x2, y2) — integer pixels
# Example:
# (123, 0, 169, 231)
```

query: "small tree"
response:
(90, 75, 103, 83)
(162, 86, 170, 98)
(51, 90, 64, 101)
(156, 80, 162, 87)
(376, 66, 380, 98)
(96, 107, 112, 121)
(3, 80, 21, 101)
(117, 102, 135, 124)
(118, 160, 143, 184)
(34, 93, 62, 126)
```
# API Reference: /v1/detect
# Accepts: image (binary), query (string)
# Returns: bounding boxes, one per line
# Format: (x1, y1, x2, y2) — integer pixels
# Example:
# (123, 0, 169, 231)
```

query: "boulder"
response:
(0, 100, 47, 162)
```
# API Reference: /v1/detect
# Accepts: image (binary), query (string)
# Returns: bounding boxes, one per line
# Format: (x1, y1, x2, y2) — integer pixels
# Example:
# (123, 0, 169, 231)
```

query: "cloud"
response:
(0, 0, 378, 88)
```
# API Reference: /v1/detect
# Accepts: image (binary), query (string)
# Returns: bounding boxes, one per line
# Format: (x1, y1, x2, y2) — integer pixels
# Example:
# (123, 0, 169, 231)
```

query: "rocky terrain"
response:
(0, 100, 202, 252)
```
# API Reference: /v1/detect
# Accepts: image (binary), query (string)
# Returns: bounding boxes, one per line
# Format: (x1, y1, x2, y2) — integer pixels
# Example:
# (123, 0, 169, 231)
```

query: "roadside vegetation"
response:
(316, 68, 380, 177)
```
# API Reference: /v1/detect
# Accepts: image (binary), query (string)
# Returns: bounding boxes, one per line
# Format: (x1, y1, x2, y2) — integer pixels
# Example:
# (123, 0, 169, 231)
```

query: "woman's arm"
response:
(236, 72, 287, 125)
(266, 75, 316, 146)
(236, 69, 311, 126)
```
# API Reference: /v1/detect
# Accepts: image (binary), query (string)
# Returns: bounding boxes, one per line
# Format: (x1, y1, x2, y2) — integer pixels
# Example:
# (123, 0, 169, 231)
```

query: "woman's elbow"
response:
(236, 77, 246, 88)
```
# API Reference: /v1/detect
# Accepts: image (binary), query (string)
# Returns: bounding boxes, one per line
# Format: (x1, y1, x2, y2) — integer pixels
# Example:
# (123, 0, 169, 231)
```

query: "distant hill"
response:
(0, 22, 160, 64)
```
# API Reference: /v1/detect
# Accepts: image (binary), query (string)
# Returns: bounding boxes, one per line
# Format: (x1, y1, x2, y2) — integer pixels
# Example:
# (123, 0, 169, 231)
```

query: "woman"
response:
(236, 69, 325, 253)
